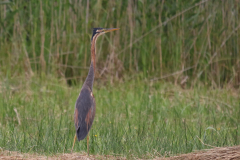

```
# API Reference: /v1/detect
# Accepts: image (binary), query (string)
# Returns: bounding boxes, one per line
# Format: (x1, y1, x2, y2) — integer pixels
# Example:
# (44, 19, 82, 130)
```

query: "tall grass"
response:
(0, 1, 240, 158)
(0, 0, 239, 87)
(0, 76, 239, 158)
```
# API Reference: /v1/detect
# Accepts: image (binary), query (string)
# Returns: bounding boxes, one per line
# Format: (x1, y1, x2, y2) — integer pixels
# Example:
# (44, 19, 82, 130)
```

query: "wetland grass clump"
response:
(0, 77, 239, 158)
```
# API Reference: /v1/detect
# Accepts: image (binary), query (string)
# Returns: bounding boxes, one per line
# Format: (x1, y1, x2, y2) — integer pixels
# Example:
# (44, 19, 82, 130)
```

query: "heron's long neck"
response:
(83, 39, 97, 90)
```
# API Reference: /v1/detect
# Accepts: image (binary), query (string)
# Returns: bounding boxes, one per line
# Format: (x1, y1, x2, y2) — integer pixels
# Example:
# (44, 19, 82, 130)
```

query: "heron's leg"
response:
(87, 133, 89, 156)
(71, 134, 77, 153)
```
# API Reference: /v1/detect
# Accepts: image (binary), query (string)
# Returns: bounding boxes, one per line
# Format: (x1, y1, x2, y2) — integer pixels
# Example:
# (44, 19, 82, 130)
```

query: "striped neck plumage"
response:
(91, 34, 98, 73)
(83, 35, 98, 90)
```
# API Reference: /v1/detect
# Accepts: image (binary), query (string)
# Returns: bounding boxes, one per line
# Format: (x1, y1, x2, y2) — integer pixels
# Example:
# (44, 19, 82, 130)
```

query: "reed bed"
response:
(0, 0, 239, 87)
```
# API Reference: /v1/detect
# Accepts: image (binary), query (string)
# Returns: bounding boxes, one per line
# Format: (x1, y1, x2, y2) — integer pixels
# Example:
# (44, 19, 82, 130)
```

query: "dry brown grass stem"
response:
(13, 108, 21, 125)
(196, 136, 216, 148)
(150, 65, 197, 81)
(40, 0, 46, 73)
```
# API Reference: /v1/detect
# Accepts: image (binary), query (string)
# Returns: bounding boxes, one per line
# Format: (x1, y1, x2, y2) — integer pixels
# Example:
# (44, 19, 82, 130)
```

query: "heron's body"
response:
(72, 28, 119, 155)
(74, 61, 95, 141)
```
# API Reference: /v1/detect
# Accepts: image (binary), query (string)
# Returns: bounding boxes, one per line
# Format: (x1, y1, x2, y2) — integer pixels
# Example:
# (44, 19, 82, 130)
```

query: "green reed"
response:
(0, 0, 239, 87)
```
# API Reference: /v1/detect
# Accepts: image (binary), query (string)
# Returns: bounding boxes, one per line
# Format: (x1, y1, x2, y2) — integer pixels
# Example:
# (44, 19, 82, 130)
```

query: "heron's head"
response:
(91, 28, 119, 41)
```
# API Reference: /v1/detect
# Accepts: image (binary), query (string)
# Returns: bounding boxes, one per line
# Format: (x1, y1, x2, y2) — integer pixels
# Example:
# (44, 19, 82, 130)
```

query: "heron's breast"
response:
(74, 108, 79, 128)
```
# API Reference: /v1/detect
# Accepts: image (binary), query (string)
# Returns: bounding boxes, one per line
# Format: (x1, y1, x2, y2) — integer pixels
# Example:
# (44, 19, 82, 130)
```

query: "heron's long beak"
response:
(104, 28, 120, 33)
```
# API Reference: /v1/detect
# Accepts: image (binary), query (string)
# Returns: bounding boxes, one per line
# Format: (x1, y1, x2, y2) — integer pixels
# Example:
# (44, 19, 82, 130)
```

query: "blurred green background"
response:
(0, 0, 239, 87)
(0, 0, 240, 158)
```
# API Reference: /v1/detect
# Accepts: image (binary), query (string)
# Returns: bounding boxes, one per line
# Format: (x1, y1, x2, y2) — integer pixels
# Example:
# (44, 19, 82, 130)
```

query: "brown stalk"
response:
(86, 0, 89, 33)
(158, 0, 165, 75)
(30, 2, 37, 71)
(48, 1, 54, 72)
(40, 0, 46, 73)
(73, 0, 77, 59)
(14, 1, 33, 76)
(127, 0, 133, 71)
(55, 9, 60, 75)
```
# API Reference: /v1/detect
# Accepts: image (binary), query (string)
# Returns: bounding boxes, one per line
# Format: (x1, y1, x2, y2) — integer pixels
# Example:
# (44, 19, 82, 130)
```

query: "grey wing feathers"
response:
(74, 86, 96, 141)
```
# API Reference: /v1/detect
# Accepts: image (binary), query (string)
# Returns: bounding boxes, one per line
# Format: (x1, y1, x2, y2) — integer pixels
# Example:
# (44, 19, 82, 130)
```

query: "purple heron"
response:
(72, 28, 119, 155)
